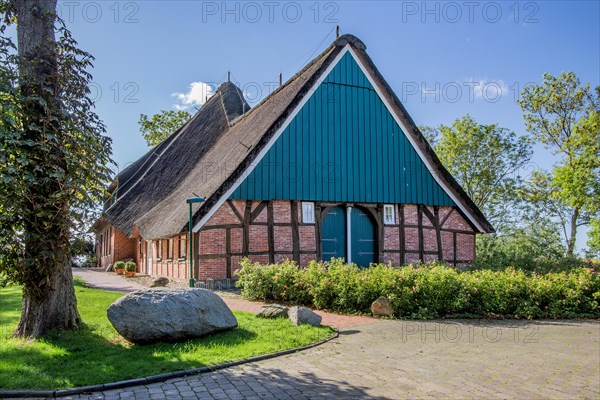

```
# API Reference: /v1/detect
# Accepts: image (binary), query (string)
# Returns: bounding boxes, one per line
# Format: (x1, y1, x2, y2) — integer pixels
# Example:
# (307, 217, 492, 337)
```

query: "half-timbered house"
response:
(93, 34, 494, 281)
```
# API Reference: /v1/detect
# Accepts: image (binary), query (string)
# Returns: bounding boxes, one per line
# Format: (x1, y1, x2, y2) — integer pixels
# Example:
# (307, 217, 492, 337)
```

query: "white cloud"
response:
(172, 81, 215, 110)
(465, 78, 510, 102)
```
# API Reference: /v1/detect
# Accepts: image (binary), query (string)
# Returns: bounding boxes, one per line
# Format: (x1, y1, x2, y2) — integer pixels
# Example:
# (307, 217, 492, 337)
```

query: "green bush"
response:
(125, 261, 137, 272)
(114, 261, 126, 270)
(235, 258, 600, 319)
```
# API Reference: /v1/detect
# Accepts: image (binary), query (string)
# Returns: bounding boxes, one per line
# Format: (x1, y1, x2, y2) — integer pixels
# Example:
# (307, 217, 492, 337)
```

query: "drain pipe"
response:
(346, 206, 352, 264)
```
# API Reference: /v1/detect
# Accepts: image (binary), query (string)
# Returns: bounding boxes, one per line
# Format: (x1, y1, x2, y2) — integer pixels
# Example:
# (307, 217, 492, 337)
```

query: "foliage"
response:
(138, 110, 190, 146)
(586, 219, 600, 258)
(0, 283, 334, 390)
(422, 115, 532, 231)
(113, 261, 126, 270)
(236, 258, 600, 319)
(518, 72, 600, 256)
(472, 218, 567, 272)
(125, 261, 136, 272)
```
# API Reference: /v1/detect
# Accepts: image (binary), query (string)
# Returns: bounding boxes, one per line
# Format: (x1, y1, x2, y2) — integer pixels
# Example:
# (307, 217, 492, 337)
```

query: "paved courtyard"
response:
(44, 269, 600, 399)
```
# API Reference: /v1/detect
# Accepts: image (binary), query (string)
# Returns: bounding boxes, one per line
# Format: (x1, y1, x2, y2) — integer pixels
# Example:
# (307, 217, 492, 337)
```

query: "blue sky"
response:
(60, 0, 599, 250)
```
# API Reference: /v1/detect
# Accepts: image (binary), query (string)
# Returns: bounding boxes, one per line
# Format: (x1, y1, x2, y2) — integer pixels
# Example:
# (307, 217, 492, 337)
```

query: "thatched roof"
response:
(100, 34, 493, 238)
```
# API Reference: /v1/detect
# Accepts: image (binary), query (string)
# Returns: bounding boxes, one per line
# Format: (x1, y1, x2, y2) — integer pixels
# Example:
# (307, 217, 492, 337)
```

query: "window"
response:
(156, 241, 163, 261)
(167, 238, 174, 260)
(179, 236, 187, 260)
(302, 202, 315, 224)
(383, 205, 395, 225)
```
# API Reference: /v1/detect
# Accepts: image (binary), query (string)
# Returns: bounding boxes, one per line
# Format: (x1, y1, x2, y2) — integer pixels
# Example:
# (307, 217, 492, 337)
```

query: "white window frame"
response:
(383, 205, 395, 225)
(302, 202, 315, 224)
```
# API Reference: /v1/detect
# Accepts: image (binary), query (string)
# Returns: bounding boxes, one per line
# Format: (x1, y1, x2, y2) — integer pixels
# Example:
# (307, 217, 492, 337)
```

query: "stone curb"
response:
(0, 329, 339, 399)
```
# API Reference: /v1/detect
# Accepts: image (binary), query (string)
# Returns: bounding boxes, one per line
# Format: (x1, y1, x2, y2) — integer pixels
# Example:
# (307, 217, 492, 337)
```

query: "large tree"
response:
(138, 110, 190, 146)
(518, 72, 599, 256)
(0, 0, 112, 337)
(422, 115, 533, 231)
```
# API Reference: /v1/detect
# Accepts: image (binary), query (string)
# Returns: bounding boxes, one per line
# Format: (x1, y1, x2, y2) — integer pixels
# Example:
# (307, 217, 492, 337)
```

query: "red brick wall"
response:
(97, 226, 136, 269)
(382, 205, 476, 266)
(133, 200, 479, 281)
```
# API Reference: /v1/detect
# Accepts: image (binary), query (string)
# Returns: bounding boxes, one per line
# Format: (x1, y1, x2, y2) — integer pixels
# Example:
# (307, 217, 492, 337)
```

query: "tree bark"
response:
(566, 207, 579, 257)
(13, 0, 81, 338)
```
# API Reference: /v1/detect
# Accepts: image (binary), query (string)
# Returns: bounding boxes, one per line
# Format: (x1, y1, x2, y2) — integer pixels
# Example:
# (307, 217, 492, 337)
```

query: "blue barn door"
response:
(351, 208, 376, 267)
(321, 206, 346, 261)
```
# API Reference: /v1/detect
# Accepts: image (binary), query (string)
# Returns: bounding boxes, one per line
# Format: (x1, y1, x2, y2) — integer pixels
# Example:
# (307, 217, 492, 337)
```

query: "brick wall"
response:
(382, 205, 476, 266)
(97, 226, 136, 269)
(134, 200, 478, 281)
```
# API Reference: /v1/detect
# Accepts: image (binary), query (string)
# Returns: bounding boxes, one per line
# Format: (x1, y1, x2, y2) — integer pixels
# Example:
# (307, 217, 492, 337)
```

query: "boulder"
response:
(107, 288, 237, 344)
(150, 276, 169, 287)
(371, 296, 393, 317)
(288, 306, 322, 327)
(256, 304, 288, 319)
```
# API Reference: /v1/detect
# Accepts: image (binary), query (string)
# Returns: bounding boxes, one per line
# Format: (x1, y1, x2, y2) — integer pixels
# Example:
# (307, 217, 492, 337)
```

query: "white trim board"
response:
(194, 44, 485, 233)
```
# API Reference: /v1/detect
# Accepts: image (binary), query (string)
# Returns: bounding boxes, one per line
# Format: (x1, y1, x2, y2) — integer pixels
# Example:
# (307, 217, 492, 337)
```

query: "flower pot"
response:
(116, 269, 125, 275)
(125, 271, 136, 278)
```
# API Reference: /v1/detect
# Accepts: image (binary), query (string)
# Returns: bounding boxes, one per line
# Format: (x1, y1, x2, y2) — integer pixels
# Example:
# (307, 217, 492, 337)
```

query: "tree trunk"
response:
(13, 0, 81, 338)
(566, 207, 579, 257)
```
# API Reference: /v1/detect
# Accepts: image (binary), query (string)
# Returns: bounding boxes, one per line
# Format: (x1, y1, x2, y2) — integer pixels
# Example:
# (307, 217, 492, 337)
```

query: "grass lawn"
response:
(0, 280, 335, 390)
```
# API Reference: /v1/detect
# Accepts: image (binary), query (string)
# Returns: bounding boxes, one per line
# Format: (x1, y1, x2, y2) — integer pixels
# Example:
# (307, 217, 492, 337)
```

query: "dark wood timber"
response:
(453, 232, 457, 267)
(440, 208, 454, 227)
(242, 200, 252, 256)
(250, 201, 268, 222)
(227, 200, 244, 222)
(399, 204, 405, 265)
(267, 201, 275, 264)
(434, 206, 443, 261)
(225, 228, 232, 278)
(417, 205, 424, 262)
(291, 201, 301, 263)
(315, 203, 323, 260)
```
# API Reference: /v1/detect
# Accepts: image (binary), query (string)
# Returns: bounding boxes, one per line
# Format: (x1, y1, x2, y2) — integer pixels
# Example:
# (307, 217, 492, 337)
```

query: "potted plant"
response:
(124, 261, 137, 278)
(114, 261, 126, 275)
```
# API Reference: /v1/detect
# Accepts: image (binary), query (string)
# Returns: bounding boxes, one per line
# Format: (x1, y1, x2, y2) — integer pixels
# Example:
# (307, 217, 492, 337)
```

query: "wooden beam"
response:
(250, 201, 267, 222)
(291, 201, 300, 263)
(267, 201, 275, 264)
(440, 208, 454, 227)
(453, 232, 457, 267)
(225, 228, 232, 278)
(434, 206, 443, 262)
(242, 200, 252, 256)
(399, 204, 405, 265)
(227, 200, 244, 222)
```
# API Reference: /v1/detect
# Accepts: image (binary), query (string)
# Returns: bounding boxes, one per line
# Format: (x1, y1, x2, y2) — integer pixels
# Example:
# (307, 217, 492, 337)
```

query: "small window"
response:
(179, 236, 187, 260)
(384, 205, 395, 225)
(167, 238, 174, 260)
(156, 241, 163, 261)
(302, 202, 315, 224)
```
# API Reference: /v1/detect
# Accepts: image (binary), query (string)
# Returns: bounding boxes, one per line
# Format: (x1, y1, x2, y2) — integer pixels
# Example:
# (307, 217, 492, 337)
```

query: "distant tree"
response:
(422, 115, 533, 231)
(518, 72, 600, 257)
(0, 0, 113, 337)
(584, 219, 600, 258)
(138, 110, 190, 146)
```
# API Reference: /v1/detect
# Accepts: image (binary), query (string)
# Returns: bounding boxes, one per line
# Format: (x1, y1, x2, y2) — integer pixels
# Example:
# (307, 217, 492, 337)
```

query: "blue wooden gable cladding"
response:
(230, 52, 456, 206)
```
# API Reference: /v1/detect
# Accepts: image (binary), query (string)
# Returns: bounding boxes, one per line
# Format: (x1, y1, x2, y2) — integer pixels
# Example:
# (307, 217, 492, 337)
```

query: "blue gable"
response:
(229, 51, 456, 206)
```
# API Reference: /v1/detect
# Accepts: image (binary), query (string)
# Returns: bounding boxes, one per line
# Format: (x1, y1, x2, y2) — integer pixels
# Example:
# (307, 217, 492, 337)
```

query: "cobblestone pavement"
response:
(45, 318, 598, 400)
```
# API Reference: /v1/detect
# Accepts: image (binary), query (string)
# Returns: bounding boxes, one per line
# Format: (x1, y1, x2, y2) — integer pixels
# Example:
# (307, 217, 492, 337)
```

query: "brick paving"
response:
(60, 269, 600, 399)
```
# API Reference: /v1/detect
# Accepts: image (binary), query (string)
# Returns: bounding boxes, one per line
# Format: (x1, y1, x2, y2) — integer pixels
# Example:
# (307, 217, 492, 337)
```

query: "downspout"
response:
(346, 206, 352, 264)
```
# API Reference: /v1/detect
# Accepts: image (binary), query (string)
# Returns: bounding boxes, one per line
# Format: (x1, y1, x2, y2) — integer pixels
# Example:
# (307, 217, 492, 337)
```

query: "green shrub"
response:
(125, 261, 136, 272)
(114, 261, 126, 270)
(235, 258, 600, 319)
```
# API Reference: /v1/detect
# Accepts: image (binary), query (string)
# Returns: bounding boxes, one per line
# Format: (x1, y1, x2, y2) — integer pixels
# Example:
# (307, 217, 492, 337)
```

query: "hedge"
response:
(235, 258, 600, 319)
